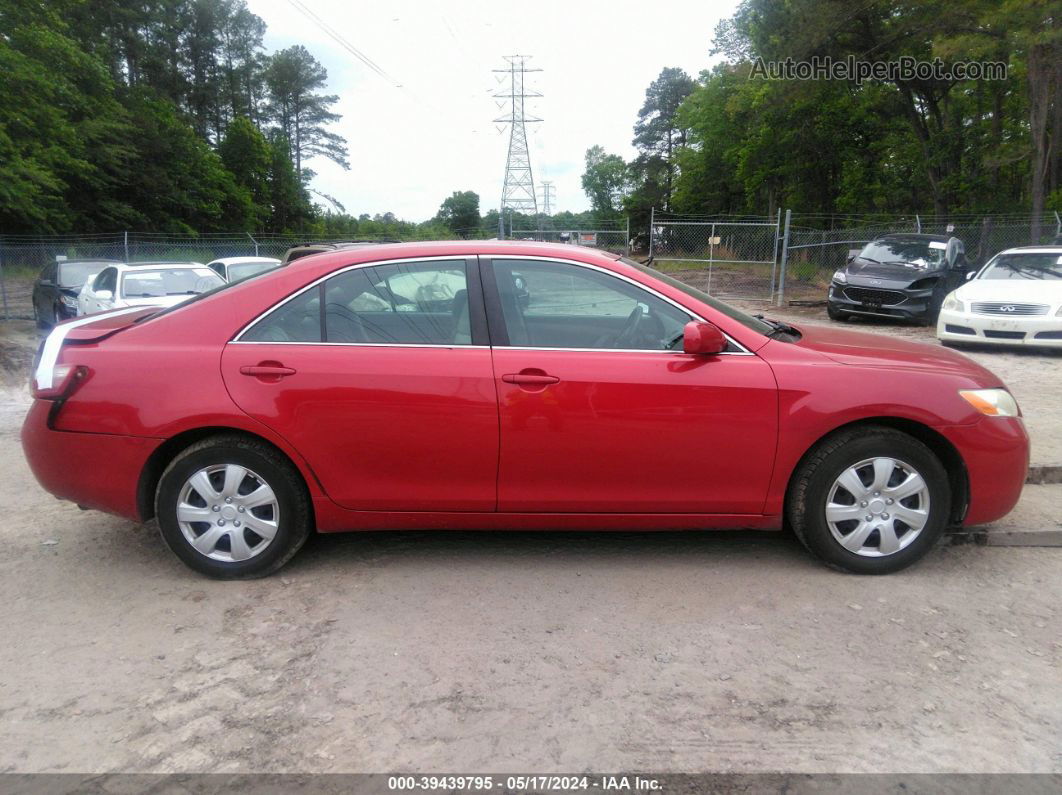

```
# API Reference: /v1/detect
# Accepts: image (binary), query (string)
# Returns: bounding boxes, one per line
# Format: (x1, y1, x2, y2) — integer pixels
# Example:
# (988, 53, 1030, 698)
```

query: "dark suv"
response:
(827, 233, 972, 324)
(32, 258, 121, 328)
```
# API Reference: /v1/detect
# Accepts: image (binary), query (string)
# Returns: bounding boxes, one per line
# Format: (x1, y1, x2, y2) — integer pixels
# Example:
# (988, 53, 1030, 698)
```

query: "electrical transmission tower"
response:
(493, 55, 541, 235)
(540, 181, 555, 215)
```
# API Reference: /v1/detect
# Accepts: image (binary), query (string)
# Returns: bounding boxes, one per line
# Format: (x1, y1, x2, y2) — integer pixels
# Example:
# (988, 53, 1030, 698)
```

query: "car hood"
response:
(792, 323, 1000, 379)
(845, 259, 943, 288)
(953, 278, 1062, 305)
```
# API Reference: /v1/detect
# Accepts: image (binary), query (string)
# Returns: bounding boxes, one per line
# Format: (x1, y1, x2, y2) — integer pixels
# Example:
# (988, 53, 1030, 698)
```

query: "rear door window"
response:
(240, 259, 474, 346)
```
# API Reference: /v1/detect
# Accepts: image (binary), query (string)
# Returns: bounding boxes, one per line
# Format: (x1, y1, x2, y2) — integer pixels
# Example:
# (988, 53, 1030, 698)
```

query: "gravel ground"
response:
(1, 294, 1061, 775)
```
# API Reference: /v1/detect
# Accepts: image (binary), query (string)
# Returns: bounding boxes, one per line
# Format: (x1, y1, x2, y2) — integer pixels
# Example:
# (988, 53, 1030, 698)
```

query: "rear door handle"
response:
(240, 364, 296, 377)
(502, 373, 559, 385)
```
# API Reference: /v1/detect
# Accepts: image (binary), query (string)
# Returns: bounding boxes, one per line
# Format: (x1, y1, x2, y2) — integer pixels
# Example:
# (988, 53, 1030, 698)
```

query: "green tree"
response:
(219, 116, 272, 228)
(266, 131, 314, 232)
(632, 67, 696, 209)
(264, 45, 349, 179)
(122, 91, 252, 231)
(581, 146, 628, 217)
(436, 191, 480, 237)
(0, 0, 137, 232)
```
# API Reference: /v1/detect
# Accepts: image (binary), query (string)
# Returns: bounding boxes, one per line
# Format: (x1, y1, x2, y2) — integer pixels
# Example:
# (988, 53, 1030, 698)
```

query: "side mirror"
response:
(95, 289, 113, 301)
(966, 271, 976, 281)
(683, 321, 727, 355)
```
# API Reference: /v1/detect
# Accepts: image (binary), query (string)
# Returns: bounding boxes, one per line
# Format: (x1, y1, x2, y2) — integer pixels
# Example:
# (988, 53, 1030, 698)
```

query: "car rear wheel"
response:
(155, 435, 312, 579)
(787, 426, 951, 574)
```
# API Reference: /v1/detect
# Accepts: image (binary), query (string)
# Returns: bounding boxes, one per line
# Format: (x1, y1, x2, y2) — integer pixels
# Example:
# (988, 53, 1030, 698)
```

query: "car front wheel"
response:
(787, 426, 951, 574)
(826, 304, 850, 322)
(155, 435, 312, 578)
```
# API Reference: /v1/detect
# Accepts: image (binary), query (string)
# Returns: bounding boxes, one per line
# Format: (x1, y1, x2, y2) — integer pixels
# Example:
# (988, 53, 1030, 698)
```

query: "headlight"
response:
(942, 296, 964, 313)
(832, 270, 847, 284)
(1056, 305, 1062, 317)
(959, 389, 1020, 418)
(60, 294, 78, 308)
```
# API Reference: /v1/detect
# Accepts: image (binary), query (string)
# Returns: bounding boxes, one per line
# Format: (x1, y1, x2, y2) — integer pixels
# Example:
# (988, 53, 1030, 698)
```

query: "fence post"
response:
(648, 207, 655, 261)
(776, 209, 792, 307)
(1055, 211, 1061, 237)
(0, 236, 8, 321)
(915, 214, 921, 233)
(768, 211, 781, 299)
(246, 232, 259, 256)
(625, 216, 630, 256)
(123, 231, 129, 262)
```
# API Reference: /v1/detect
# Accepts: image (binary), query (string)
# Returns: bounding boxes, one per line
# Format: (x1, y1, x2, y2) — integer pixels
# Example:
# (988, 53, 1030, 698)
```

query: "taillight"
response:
(31, 364, 89, 400)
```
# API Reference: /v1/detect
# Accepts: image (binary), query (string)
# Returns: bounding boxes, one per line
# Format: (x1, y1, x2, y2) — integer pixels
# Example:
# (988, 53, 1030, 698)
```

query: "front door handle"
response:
(240, 364, 296, 378)
(502, 372, 559, 386)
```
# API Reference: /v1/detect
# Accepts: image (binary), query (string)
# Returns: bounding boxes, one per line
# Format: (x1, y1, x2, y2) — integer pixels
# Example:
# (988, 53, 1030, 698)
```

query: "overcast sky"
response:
(246, 0, 739, 222)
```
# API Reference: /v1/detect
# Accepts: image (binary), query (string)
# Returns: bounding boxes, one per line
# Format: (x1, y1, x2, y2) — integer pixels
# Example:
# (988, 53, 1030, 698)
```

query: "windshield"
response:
(858, 239, 947, 270)
(623, 258, 774, 335)
(227, 260, 279, 282)
(59, 261, 110, 288)
(980, 252, 1062, 280)
(121, 267, 224, 298)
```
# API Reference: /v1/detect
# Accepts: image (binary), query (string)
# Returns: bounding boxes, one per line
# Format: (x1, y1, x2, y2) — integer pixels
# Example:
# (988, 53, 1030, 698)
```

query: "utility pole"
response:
(494, 55, 541, 237)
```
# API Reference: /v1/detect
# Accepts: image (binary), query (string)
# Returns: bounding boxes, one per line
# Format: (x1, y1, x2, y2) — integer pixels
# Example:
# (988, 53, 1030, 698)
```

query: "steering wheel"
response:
(611, 305, 645, 348)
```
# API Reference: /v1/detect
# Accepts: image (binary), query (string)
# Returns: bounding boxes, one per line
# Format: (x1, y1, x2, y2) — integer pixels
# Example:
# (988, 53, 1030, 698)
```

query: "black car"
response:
(827, 233, 972, 324)
(32, 258, 121, 328)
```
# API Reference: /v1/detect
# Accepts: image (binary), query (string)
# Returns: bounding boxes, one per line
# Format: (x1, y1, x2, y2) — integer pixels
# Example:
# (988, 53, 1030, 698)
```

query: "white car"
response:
(77, 262, 225, 317)
(937, 246, 1062, 348)
(206, 256, 281, 283)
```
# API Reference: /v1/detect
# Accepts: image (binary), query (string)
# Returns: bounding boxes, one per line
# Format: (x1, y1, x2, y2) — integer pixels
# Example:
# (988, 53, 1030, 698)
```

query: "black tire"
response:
(33, 303, 49, 330)
(826, 304, 849, 322)
(155, 435, 312, 579)
(786, 426, 951, 574)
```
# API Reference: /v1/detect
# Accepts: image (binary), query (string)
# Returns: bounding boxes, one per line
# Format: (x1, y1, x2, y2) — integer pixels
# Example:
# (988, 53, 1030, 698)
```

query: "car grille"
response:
(971, 302, 1049, 316)
(982, 330, 1026, 340)
(843, 287, 907, 306)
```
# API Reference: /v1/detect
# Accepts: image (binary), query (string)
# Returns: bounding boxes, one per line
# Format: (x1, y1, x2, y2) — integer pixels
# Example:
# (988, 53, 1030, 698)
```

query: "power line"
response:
(286, 0, 402, 87)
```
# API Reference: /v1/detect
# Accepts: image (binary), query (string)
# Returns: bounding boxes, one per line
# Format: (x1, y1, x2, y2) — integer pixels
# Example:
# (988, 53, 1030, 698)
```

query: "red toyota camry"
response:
(22, 241, 1028, 578)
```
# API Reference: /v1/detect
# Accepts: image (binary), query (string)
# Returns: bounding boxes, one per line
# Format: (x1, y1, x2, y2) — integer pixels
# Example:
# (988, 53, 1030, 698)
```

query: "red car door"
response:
(484, 257, 778, 514)
(221, 257, 499, 512)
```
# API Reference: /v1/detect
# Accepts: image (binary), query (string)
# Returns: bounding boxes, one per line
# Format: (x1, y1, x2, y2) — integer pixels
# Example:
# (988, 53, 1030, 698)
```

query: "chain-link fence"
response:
(779, 212, 1062, 305)
(0, 226, 634, 320)
(647, 212, 782, 301)
(509, 219, 630, 256)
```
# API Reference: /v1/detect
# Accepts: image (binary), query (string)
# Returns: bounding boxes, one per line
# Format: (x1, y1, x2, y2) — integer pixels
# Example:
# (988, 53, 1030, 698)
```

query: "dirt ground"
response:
(1, 297, 1061, 775)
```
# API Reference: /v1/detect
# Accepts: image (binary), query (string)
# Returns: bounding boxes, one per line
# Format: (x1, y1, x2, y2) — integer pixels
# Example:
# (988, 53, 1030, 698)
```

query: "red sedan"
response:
(22, 241, 1028, 578)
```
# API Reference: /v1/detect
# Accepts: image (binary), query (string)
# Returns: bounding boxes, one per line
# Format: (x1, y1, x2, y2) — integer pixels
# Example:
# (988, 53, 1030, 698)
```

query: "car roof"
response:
(994, 246, 1062, 256)
(56, 259, 122, 265)
(283, 239, 623, 268)
(112, 261, 207, 272)
(874, 233, 953, 243)
(208, 256, 282, 266)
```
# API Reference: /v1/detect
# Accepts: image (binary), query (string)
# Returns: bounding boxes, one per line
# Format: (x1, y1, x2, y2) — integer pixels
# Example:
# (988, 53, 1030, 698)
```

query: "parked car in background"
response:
(24, 241, 1027, 579)
(827, 233, 972, 324)
(280, 239, 398, 265)
(207, 256, 281, 283)
(32, 259, 121, 328)
(76, 262, 224, 316)
(937, 246, 1062, 349)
